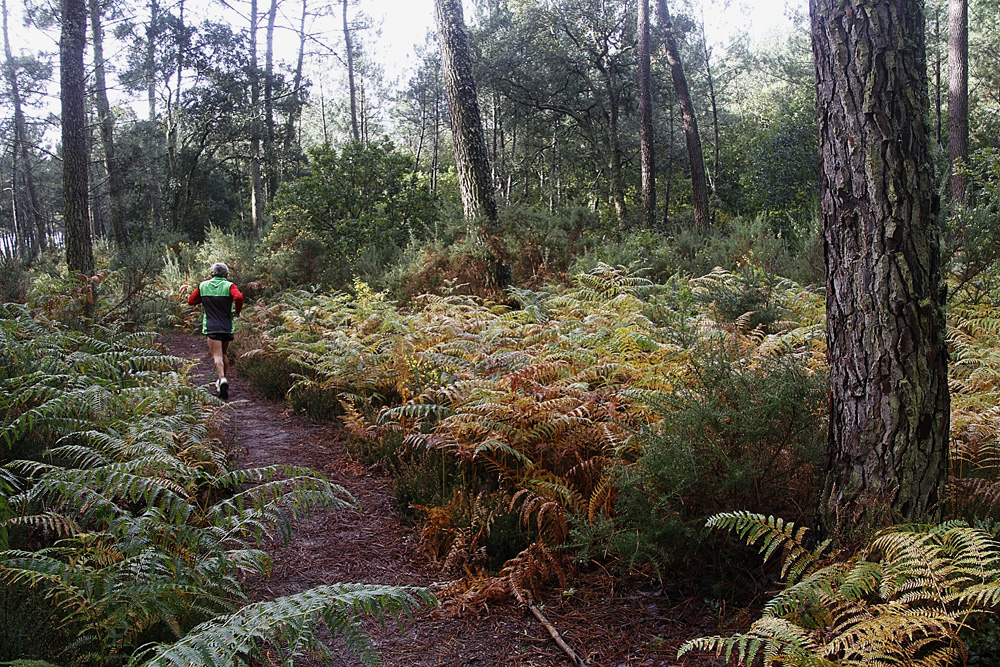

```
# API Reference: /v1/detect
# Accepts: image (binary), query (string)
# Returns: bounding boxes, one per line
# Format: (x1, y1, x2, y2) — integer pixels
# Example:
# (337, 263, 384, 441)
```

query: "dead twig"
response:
(528, 601, 589, 667)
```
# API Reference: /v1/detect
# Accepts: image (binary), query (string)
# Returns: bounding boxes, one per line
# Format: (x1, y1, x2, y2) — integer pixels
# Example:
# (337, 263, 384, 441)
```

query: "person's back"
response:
(197, 275, 239, 336)
(187, 263, 243, 399)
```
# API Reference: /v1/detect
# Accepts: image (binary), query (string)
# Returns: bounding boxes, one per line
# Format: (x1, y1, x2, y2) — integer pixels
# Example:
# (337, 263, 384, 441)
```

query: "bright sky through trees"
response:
(4, 0, 805, 88)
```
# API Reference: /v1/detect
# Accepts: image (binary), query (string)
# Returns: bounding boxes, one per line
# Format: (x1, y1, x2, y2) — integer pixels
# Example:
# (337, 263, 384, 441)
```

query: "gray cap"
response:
(210, 262, 229, 277)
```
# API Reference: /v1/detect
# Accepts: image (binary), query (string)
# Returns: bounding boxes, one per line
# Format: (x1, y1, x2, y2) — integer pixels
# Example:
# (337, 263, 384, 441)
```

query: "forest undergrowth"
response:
(0, 303, 433, 667)
(231, 262, 1000, 666)
(8, 259, 1000, 666)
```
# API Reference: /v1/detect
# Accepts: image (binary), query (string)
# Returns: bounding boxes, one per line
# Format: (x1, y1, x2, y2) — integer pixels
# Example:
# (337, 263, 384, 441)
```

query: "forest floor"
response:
(165, 333, 729, 667)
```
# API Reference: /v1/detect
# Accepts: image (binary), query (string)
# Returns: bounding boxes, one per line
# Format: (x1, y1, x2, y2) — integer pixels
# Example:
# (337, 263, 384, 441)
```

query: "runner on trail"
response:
(187, 262, 243, 399)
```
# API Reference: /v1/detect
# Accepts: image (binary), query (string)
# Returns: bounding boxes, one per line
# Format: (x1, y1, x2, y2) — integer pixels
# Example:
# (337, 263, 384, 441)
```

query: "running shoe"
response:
(218, 378, 229, 400)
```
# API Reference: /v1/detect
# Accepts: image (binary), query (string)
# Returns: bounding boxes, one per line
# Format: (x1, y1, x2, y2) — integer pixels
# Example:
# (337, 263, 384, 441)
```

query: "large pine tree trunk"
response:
(89, 0, 127, 247)
(810, 0, 949, 532)
(655, 0, 709, 230)
(638, 0, 656, 229)
(948, 0, 968, 208)
(433, 0, 498, 224)
(434, 0, 508, 288)
(61, 0, 93, 275)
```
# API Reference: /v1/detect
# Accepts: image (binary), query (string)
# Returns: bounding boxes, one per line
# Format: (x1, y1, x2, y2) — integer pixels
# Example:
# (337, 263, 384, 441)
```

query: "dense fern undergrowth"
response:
(232, 262, 1000, 664)
(11, 225, 1000, 665)
(235, 265, 830, 598)
(0, 303, 432, 667)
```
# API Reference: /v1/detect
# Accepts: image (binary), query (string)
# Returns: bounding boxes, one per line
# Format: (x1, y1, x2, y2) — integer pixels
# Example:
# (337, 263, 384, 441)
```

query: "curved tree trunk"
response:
(433, 0, 498, 224)
(948, 0, 968, 208)
(655, 0, 709, 230)
(282, 0, 308, 155)
(434, 0, 507, 288)
(61, 0, 93, 275)
(810, 0, 949, 533)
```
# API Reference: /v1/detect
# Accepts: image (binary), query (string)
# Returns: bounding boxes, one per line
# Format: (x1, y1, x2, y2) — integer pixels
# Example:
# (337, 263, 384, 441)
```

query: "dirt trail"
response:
(165, 333, 718, 667)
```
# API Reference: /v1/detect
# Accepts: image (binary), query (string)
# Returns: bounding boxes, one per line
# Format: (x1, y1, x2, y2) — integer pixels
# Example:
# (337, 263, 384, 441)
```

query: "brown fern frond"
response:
(500, 542, 568, 605)
(587, 477, 616, 523)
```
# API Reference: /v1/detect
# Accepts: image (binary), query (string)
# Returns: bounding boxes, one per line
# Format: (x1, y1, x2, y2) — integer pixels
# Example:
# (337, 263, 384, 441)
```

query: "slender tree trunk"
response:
(264, 0, 277, 200)
(61, 0, 93, 275)
(89, 0, 127, 247)
(413, 82, 427, 171)
(343, 0, 360, 143)
(431, 81, 440, 192)
(655, 0, 710, 230)
(282, 0, 308, 154)
(700, 13, 720, 190)
(810, 0, 949, 533)
(319, 82, 328, 144)
(2, 0, 44, 255)
(145, 0, 164, 229)
(249, 0, 263, 235)
(934, 3, 942, 144)
(948, 0, 968, 208)
(663, 101, 674, 227)
(605, 75, 626, 226)
(638, 0, 656, 228)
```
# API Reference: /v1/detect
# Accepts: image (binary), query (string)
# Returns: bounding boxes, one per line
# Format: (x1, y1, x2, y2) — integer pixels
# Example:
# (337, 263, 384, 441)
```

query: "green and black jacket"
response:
(188, 277, 244, 334)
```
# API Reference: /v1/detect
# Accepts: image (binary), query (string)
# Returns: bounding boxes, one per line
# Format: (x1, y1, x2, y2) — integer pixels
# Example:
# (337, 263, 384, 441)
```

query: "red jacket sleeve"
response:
(230, 284, 244, 316)
(187, 287, 201, 305)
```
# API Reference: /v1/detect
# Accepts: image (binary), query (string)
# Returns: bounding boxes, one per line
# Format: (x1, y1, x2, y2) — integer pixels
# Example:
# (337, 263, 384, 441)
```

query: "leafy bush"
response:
(265, 139, 438, 289)
(603, 347, 826, 579)
(570, 214, 823, 287)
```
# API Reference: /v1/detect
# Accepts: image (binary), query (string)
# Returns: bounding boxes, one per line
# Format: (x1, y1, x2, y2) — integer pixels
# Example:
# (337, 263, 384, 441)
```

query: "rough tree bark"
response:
(638, 0, 655, 228)
(655, 0, 709, 230)
(810, 0, 949, 532)
(61, 0, 94, 275)
(434, 0, 508, 288)
(948, 0, 968, 207)
(433, 0, 498, 223)
(89, 0, 128, 247)
(934, 3, 942, 144)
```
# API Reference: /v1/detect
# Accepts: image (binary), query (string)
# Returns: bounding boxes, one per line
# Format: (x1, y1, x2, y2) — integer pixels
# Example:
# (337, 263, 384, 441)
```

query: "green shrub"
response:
(265, 139, 438, 290)
(0, 255, 29, 302)
(591, 345, 827, 581)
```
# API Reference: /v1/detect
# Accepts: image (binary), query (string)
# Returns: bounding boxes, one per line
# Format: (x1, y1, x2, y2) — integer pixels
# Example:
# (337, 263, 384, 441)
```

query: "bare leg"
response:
(221, 339, 231, 378)
(207, 338, 226, 380)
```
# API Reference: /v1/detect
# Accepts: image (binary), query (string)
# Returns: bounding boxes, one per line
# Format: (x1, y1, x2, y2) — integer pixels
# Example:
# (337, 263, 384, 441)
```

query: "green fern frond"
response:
(679, 616, 833, 666)
(133, 584, 434, 667)
(706, 511, 821, 583)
